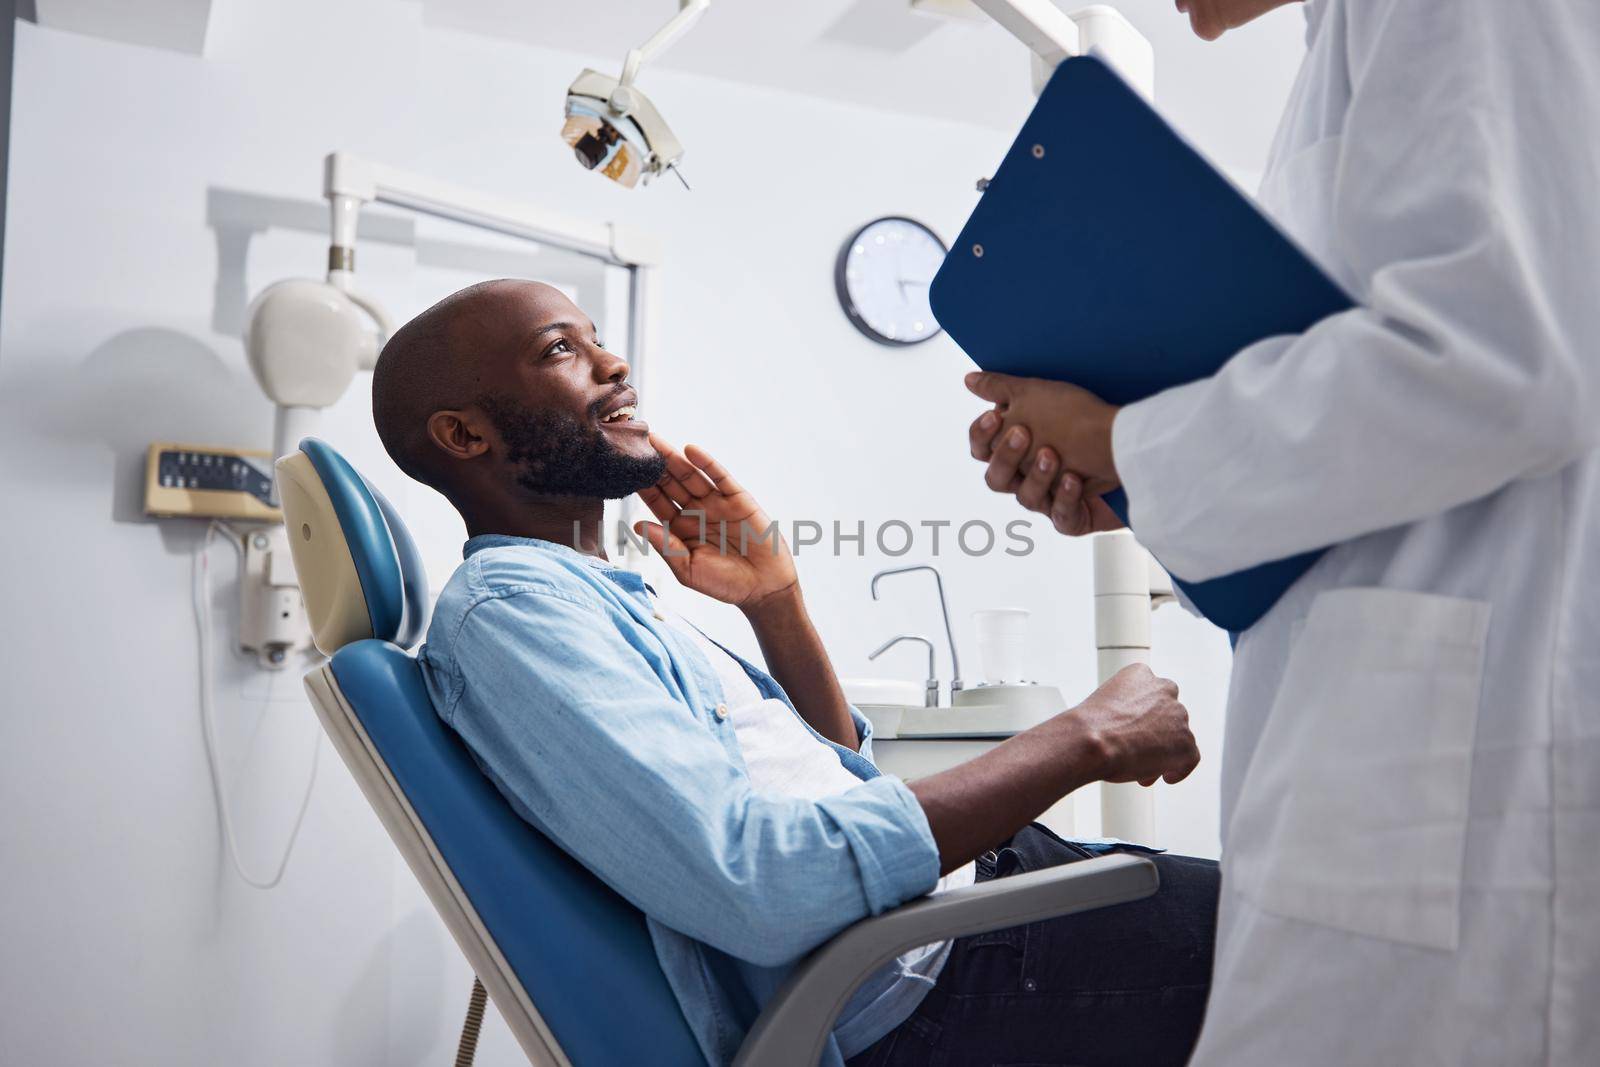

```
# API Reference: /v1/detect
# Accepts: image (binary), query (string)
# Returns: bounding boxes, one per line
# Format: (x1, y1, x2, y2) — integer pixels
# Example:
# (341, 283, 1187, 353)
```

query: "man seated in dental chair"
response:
(371, 279, 1219, 1067)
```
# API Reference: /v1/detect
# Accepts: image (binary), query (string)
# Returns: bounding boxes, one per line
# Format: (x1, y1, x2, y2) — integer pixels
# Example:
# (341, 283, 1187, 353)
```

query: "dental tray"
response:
(930, 56, 1354, 633)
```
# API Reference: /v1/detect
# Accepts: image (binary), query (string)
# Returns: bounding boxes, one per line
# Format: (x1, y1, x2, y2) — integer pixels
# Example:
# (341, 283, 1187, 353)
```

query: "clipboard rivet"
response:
(1031, 144, 1046, 159)
(972, 243, 984, 258)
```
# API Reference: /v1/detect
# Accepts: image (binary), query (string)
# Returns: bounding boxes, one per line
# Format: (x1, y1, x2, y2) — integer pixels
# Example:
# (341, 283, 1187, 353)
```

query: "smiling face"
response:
(472, 281, 645, 438)
(457, 282, 663, 499)
(373, 278, 665, 512)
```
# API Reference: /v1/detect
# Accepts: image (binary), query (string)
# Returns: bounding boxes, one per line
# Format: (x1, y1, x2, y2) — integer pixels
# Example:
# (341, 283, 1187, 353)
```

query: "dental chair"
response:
(275, 437, 1160, 1067)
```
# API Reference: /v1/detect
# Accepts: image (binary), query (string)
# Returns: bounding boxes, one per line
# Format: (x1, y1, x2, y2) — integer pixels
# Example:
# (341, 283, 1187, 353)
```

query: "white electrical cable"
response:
(193, 520, 321, 890)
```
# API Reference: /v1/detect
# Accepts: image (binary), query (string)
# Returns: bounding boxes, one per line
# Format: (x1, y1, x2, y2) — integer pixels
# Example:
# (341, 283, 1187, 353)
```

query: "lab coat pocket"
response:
(1226, 587, 1490, 951)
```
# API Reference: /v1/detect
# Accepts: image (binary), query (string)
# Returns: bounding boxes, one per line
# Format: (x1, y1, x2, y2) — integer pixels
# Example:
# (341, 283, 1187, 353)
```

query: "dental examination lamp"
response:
(561, 0, 709, 188)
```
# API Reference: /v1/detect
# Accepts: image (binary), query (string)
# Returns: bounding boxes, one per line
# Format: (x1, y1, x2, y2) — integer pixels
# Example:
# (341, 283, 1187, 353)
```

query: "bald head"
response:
(372, 279, 570, 488)
(370, 278, 661, 515)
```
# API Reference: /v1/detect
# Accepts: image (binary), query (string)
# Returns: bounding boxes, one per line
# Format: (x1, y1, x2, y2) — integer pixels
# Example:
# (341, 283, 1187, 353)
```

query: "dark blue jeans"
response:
(847, 824, 1219, 1067)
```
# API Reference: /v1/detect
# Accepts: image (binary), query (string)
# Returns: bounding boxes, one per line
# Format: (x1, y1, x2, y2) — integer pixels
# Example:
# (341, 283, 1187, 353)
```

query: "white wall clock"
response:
(834, 216, 948, 346)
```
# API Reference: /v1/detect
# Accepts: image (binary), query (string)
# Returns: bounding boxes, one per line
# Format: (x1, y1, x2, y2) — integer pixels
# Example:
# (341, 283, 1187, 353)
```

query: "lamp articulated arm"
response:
(613, 0, 710, 113)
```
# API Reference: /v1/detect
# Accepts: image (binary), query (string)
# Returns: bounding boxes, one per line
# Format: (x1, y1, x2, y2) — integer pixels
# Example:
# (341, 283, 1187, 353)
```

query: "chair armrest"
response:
(732, 852, 1159, 1067)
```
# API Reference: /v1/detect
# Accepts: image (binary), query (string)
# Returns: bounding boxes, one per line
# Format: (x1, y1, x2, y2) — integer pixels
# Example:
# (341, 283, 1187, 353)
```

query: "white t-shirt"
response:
(650, 593, 975, 997)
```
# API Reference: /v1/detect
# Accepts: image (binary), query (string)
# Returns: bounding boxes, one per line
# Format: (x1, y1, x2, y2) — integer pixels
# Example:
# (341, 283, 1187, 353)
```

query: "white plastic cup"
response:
(973, 608, 1031, 684)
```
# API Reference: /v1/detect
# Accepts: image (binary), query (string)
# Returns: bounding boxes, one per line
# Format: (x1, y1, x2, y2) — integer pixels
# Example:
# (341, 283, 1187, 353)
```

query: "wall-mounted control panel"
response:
(144, 443, 281, 522)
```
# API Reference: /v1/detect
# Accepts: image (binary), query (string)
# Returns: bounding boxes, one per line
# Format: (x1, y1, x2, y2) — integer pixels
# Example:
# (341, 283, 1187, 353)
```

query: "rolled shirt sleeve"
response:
(442, 587, 940, 968)
(849, 703, 877, 760)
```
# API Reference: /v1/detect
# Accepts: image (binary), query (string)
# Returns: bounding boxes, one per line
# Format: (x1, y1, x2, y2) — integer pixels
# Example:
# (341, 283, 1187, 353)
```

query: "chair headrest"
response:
(276, 438, 429, 656)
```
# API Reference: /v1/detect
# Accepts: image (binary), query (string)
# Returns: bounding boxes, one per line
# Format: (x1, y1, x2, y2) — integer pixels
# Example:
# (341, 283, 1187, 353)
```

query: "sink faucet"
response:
(868, 635, 938, 708)
(870, 564, 964, 699)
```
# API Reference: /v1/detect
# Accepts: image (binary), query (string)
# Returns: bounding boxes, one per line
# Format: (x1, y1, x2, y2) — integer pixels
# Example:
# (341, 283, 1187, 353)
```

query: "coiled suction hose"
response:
(453, 977, 489, 1067)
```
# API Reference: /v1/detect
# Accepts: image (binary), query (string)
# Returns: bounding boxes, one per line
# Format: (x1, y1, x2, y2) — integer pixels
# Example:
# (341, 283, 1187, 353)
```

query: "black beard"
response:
(479, 392, 666, 499)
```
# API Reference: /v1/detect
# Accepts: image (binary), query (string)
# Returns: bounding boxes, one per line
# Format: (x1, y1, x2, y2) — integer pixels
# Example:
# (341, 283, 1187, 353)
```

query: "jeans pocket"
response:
(995, 845, 1028, 878)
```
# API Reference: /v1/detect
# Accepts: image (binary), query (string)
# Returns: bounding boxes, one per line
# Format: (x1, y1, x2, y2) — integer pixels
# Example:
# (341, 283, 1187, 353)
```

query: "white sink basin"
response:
(841, 678, 925, 707)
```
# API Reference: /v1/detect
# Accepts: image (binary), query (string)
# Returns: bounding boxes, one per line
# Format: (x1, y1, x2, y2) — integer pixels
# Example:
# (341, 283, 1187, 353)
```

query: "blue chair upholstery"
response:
(287, 439, 704, 1066)
(299, 438, 429, 650)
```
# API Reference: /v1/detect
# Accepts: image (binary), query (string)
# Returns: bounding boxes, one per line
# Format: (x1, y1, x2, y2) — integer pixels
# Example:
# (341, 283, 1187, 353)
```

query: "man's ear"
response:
(426, 409, 492, 461)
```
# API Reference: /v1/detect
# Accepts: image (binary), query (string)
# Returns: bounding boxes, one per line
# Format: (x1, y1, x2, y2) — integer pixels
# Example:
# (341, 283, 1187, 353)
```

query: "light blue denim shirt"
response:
(418, 535, 943, 1065)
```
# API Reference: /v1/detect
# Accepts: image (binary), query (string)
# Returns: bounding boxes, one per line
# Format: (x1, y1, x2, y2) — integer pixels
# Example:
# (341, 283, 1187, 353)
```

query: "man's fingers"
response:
(662, 449, 716, 499)
(1163, 750, 1201, 785)
(646, 431, 679, 468)
(654, 470, 695, 508)
(636, 484, 681, 526)
(964, 370, 1015, 404)
(683, 443, 746, 497)
(1014, 447, 1059, 513)
(647, 433, 696, 506)
(984, 424, 1030, 492)
(667, 506, 711, 544)
(635, 521, 691, 575)
(969, 408, 1004, 461)
(648, 431, 716, 499)
(1163, 710, 1201, 784)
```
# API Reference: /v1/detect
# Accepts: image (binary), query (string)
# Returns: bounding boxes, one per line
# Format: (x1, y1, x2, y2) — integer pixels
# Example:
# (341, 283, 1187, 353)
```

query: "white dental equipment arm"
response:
(614, 0, 709, 113)
(972, 2, 1162, 841)
(325, 191, 395, 345)
(974, 0, 1080, 81)
(972, 1, 1154, 100)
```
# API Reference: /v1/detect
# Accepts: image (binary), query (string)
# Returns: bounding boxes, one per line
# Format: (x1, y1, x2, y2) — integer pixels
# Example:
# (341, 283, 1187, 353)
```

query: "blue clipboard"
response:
(930, 56, 1354, 633)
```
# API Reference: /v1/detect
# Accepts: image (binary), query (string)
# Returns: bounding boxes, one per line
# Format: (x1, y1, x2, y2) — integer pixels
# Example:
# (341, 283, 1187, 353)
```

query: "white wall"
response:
(0, 1, 1269, 1063)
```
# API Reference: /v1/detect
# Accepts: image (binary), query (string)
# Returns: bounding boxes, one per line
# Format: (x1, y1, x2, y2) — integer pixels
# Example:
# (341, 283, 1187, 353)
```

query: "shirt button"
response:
(653, 610, 666, 621)
(714, 703, 729, 721)
(1023, 978, 1038, 992)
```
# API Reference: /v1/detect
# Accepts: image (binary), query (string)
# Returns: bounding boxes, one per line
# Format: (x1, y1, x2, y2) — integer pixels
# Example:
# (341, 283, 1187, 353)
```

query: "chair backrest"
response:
(277, 439, 704, 1066)
(278, 438, 429, 656)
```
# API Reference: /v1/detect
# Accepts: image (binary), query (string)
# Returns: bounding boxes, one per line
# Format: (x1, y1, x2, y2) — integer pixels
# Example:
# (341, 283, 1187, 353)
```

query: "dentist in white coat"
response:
(965, 0, 1600, 1063)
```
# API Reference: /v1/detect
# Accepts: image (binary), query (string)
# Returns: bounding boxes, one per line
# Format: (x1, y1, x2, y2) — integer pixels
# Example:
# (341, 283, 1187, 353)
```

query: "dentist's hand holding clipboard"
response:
(965, 370, 1125, 538)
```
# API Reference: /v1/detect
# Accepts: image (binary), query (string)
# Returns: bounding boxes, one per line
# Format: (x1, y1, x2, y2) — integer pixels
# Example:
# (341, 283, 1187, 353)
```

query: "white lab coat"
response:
(1112, 1, 1600, 1063)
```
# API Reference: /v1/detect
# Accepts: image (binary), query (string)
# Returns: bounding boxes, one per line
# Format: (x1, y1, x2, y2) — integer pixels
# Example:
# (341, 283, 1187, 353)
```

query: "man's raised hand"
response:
(635, 434, 799, 612)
